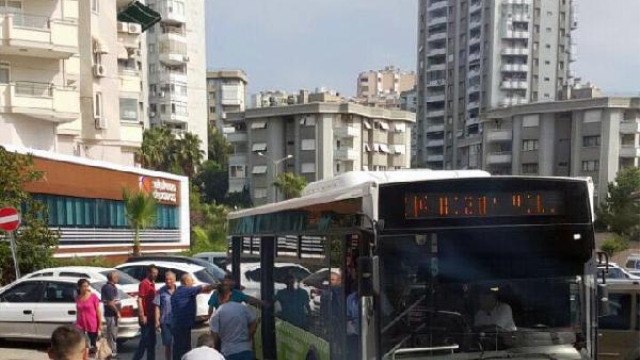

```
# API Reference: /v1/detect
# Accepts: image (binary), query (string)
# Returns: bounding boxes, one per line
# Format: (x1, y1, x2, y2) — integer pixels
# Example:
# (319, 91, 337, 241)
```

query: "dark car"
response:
(125, 255, 227, 281)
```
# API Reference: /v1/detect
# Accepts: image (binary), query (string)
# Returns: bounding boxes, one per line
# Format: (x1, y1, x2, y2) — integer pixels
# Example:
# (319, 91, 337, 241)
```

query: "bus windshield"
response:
(379, 228, 589, 358)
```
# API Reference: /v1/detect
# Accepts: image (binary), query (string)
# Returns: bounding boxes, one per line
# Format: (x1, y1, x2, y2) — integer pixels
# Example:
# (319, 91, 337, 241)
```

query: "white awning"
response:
(252, 165, 267, 174)
(251, 121, 267, 129)
(395, 123, 406, 133)
(252, 143, 267, 152)
(363, 143, 371, 152)
(117, 45, 129, 60)
(363, 120, 372, 129)
(394, 145, 406, 154)
(93, 37, 109, 54)
(378, 143, 390, 153)
(378, 121, 389, 130)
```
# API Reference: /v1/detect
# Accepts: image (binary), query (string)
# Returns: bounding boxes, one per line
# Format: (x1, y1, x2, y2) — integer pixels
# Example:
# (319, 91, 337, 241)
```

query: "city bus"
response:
(226, 170, 599, 360)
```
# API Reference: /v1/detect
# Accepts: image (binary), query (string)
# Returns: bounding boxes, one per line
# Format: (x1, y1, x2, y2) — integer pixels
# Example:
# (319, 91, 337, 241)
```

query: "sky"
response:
(205, 0, 640, 98)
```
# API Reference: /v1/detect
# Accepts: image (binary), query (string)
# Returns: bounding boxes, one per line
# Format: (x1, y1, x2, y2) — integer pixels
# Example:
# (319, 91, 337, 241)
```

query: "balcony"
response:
(427, 154, 444, 162)
(428, 32, 447, 42)
(620, 121, 640, 134)
(427, 109, 445, 118)
(487, 152, 512, 164)
(426, 124, 444, 133)
(335, 148, 358, 161)
(158, 33, 188, 65)
(502, 47, 529, 56)
(120, 121, 143, 145)
(501, 80, 528, 89)
(620, 146, 640, 158)
(0, 82, 79, 122)
(426, 139, 444, 147)
(512, 13, 531, 22)
(427, 47, 447, 57)
(158, 1, 186, 24)
(504, 0, 532, 4)
(500, 98, 528, 107)
(486, 130, 513, 142)
(469, 1, 482, 13)
(468, 68, 481, 78)
(427, 79, 446, 87)
(468, 52, 481, 62)
(158, 70, 187, 84)
(226, 131, 248, 143)
(427, 94, 445, 102)
(427, 63, 446, 71)
(119, 70, 141, 93)
(501, 64, 529, 72)
(428, 15, 448, 26)
(503, 30, 529, 40)
(467, 116, 480, 124)
(469, 16, 482, 28)
(0, 13, 78, 59)
(428, 0, 448, 11)
(469, 36, 481, 45)
(467, 84, 481, 94)
(468, 100, 480, 109)
(335, 126, 359, 138)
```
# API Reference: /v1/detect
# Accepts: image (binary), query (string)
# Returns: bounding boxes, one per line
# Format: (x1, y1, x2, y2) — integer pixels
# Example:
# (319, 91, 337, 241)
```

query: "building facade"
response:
(415, 0, 577, 170)
(226, 103, 415, 205)
(400, 88, 419, 163)
(356, 66, 416, 106)
(146, 0, 208, 156)
(0, 0, 147, 166)
(206, 69, 248, 132)
(5, 144, 190, 260)
(482, 97, 640, 202)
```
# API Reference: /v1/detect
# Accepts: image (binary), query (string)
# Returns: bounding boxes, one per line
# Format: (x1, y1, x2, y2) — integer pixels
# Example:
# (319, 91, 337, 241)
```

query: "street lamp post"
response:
(258, 152, 293, 202)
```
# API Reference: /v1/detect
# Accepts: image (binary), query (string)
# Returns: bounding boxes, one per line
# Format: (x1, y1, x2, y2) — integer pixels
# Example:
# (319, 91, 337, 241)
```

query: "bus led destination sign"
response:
(404, 190, 565, 219)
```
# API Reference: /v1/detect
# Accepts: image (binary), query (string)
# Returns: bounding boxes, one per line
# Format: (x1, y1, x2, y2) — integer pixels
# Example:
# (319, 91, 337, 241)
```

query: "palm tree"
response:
(123, 189, 157, 256)
(174, 132, 205, 177)
(138, 127, 174, 171)
(273, 172, 307, 200)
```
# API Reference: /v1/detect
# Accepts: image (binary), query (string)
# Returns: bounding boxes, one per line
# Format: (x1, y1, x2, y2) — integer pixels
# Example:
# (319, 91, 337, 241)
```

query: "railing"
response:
(15, 81, 53, 97)
(0, 11, 50, 29)
(161, 26, 186, 36)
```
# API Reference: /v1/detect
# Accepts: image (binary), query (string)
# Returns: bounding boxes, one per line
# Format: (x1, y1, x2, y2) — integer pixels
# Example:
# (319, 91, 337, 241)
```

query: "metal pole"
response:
(8, 231, 20, 279)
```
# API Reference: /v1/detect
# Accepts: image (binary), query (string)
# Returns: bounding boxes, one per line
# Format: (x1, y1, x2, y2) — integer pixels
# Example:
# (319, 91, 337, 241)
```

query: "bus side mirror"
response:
(597, 283, 610, 317)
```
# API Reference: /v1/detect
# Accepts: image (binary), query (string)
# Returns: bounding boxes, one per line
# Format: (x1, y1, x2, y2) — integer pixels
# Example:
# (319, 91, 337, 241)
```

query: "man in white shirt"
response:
(473, 289, 517, 332)
(181, 333, 225, 360)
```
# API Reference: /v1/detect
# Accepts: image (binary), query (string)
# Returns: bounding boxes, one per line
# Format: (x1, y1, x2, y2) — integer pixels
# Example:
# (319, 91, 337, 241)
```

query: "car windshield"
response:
(91, 282, 130, 299)
(99, 270, 139, 285)
(190, 258, 227, 280)
(194, 269, 217, 284)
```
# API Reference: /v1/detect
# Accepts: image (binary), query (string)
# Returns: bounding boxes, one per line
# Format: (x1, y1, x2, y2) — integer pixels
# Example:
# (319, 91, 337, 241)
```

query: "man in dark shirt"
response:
(133, 264, 158, 360)
(171, 274, 214, 360)
(101, 271, 120, 359)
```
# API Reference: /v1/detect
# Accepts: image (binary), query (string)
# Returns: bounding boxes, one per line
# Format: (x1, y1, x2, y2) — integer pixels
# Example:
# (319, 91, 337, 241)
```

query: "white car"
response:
(24, 266, 140, 297)
(0, 276, 139, 342)
(193, 252, 228, 269)
(597, 262, 640, 283)
(115, 261, 216, 321)
(233, 262, 312, 299)
(624, 255, 640, 276)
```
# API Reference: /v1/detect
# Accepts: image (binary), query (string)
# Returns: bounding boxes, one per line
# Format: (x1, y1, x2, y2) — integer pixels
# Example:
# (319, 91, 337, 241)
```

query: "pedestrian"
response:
(171, 274, 215, 360)
(75, 278, 101, 353)
(154, 271, 177, 360)
(207, 274, 262, 315)
(210, 301, 257, 360)
(133, 264, 159, 360)
(48, 325, 89, 360)
(180, 333, 225, 360)
(101, 271, 120, 360)
(274, 273, 310, 329)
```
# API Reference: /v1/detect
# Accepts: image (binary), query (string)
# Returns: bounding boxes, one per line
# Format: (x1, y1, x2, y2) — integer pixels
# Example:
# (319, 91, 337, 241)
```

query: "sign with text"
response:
(139, 176, 178, 204)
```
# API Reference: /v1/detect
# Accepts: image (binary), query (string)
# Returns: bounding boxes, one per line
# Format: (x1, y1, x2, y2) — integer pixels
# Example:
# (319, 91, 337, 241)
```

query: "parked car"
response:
(597, 281, 640, 360)
(597, 262, 640, 283)
(0, 276, 139, 342)
(193, 252, 228, 269)
(115, 261, 216, 320)
(624, 255, 640, 276)
(233, 262, 312, 299)
(125, 255, 227, 281)
(24, 266, 140, 297)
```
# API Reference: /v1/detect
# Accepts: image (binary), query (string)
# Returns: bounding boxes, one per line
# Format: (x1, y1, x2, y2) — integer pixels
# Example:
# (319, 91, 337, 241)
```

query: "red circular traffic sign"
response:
(0, 207, 20, 232)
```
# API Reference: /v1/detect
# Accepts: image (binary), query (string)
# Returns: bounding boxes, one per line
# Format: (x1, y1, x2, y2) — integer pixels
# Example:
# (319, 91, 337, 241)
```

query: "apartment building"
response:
(356, 66, 416, 108)
(0, 0, 154, 166)
(146, 0, 208, 156)
(206, 69, 247, 132)
(251, 90, 290, 108)
(400, 88, 419, 164)
(482, 97, 640, 202)
(415, 0, 577, 170)
(225, 103, 415, 205)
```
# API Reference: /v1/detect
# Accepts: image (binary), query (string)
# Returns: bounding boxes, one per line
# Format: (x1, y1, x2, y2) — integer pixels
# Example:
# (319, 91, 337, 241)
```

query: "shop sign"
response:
(139, 176, 177, 203)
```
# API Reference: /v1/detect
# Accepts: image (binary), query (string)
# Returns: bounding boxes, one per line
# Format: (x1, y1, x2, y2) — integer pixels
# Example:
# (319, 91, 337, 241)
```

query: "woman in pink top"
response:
(75, 278, 102, 352)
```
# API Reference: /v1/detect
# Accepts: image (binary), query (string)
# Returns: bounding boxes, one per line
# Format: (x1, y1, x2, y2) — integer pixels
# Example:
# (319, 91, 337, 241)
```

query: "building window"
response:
(301, 139, 316, 151)
(544, 77, 550, 81)
(522, 139, 539, 151)
(209, 106, 215, 114)
(545, 44, 551, 49)
(92, 0, 99, 13)
(252, 165, 267, 175)
(581, 160, 600, 172)
(119, 98, 138, 122)
(94, 92, 103, 118)
(583, 135, 601, 147)
(148, 44, 156, 53)
(301, 163, 316, 174)
(0, 62, 9, 83)
(522, 163, 539, 174)
(230, 165, 246, 178)
(534, 25, 540, 33)
(545, 60, 551, 65)
(254, 188, 268, 199)
(251, 121, 268, 129)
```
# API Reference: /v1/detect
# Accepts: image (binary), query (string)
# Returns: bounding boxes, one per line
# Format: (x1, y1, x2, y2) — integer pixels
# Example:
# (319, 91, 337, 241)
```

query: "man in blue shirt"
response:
(209, 301, 257, 360)
(207, 274, 262, 315)
(154, 271, 176, 360)
(275, 273, 310, 329)
(171, 274, 214, 360)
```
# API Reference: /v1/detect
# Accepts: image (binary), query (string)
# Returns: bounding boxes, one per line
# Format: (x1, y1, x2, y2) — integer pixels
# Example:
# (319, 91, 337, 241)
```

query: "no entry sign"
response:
(0, 207, 20, 232)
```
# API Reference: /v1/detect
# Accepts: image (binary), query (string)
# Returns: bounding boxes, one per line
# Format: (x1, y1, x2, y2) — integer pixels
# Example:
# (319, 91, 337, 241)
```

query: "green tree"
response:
(174, 132, 205, 177)
(193, 160, 228, 204)
(0, 146, 59, 284)
(138, 127, 174, 171)
(188, 186, 228, 252)
(273, 172, 307, 200)
(208, 127, 233, 168)
(597, 167, 640, 240)
(600, 234, 630, 258)
(123, 189, 157, 256)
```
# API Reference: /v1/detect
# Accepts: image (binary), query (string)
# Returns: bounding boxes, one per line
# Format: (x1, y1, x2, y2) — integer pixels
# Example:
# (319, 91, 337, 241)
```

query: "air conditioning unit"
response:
(93, 64, 106, 77)
(117, 22, 129, 33)
(95, 116, 108, 130)
(128, 23, 142, 34)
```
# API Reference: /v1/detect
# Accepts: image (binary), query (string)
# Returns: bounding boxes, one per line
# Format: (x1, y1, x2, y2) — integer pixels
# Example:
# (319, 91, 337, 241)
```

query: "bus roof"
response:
(228, 170, 490, 220)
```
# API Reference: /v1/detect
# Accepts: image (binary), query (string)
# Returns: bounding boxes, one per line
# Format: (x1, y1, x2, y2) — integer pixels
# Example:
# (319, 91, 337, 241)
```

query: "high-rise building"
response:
(400, 88, 419, 164)
(415, 0, 577, 170)
(146, 0, 208, 156)
(482, 96, 640, 203)
(226, 102, 415, 205)
(0, 0, 151, 166)
(206, 70, 248, 132)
